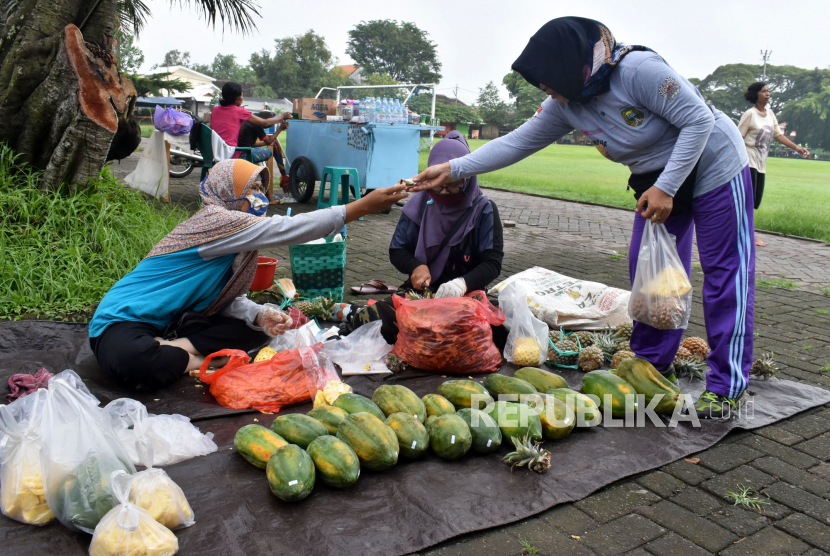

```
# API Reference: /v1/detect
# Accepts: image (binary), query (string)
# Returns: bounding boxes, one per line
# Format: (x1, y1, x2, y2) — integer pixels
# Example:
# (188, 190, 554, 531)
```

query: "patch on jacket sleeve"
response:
(658, 77, 681, 100)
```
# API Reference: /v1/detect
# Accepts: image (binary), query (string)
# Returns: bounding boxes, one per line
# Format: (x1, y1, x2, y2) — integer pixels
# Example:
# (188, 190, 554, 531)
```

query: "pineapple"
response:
(294, 296, 337, 320)
(610, 350, 635, 369)
(615, 322, 634, 340)
(513, 337, 542, 367)
(578, 346, 604, 372)
(588, 326, 621, 360)
(614, 340, 631, 355)
(502, 434, 551, 474)
(750, 353, 779, 380)
(680, 337, 710, 361)
(572, 330, 593, 349)
(405, 290, 434, 300)
(253, 346, 277, 363)
(385, 353, 408, 373)
(673, 346, 693, 365)
(630, 295, 647, 321)
(550, 339, 579, 366)
(674, 357, 708, 382)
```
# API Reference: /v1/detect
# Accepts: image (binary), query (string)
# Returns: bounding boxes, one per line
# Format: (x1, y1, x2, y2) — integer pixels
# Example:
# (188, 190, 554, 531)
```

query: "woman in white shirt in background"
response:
(738, 82, 809, 247)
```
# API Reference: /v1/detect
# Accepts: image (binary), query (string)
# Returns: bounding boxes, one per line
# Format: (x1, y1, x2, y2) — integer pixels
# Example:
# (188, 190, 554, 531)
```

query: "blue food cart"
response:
(281, 84, 442, 203)
(284, 121, 441, 202)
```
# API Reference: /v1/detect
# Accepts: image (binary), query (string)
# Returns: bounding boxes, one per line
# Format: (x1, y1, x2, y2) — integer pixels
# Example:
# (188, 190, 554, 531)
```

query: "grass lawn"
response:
(419, 139, 830, 242)
(140, 125, 154, 138)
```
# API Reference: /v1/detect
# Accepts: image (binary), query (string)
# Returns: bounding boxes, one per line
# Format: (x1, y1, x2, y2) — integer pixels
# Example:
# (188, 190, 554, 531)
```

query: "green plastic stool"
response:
(318, 166, 362, 219)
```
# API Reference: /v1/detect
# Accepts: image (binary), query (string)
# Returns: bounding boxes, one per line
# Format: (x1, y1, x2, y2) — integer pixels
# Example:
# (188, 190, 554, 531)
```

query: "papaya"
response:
(428, 414, 472, 461)
(581, 370, 637, 418)
(306, 436, 360, 489)
(425, 415, 438, 428)
(484, 401, 542, 442)
(385, 413, 429, 459)
(614, 358, 684, 414)
(333, 393, 386, 422)
(455, 408, 502, 453)
(513, 367, 568, 392)
(270, 414, 329, 449)
(266, 444, 315, 502)
(233, 424, 288, 469)
(307, 405, 349, 435)
(484, 374, 538, 401)
(372, 385, 427, 423)
(546, 388, 601, 427)
(336, 413, 399, 471)
(437, 380, 492, 410)
(537, 395, 576, 440)
(422, 394, 456, 417)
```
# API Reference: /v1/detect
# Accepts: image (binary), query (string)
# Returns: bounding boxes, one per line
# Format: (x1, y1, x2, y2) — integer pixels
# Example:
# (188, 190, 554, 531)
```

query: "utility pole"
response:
(760, 49, 772, 81)
(454, 84, 458, 104)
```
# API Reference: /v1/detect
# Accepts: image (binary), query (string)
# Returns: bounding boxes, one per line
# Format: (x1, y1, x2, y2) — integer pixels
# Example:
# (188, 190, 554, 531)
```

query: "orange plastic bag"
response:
(392, 291, 506, 374)
(198, 344, 338, 412)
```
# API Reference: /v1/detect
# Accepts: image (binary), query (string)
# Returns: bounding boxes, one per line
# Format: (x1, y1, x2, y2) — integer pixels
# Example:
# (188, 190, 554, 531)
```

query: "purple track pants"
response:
(629, 166, 755, 399)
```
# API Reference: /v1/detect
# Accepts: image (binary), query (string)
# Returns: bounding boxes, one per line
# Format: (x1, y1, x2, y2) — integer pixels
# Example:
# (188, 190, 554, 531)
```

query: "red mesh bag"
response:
(198, 344, 337, 412)
(392, 291, 505, 374)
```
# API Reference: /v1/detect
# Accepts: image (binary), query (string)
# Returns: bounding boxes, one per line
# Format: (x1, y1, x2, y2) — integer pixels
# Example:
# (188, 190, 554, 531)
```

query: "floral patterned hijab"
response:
(146, 159, 270, 314)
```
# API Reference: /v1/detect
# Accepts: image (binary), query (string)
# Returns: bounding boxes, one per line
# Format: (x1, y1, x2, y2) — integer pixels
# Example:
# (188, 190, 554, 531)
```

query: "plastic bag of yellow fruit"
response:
(126, 441, 194, 530)
(90, 471, 178, 556)
(499, 282, 549, 367)
(629, 221, 693, 330)
(312, 380, 352, 408)
(0, 389, 55, 526)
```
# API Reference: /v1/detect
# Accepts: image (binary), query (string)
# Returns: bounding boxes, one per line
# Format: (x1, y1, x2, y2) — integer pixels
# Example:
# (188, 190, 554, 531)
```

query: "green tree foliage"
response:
(692, 63, 812, 120)
(252, 84, 278, 98)
(130, 74, 191, 97)
(190, 54, 255, 81)
(346, 20, 441, 83)
(476, 81, 510, 128)
(118, 0, 261, 36)
(151, 49, 192, 69)
(692, 63, 829, 149)
(249, 31, 343, 98)
(407, 94, 480, 124)
(114, 29, 144, 74)
(780, 70, 830, 150)
(503, 70, 547, 125)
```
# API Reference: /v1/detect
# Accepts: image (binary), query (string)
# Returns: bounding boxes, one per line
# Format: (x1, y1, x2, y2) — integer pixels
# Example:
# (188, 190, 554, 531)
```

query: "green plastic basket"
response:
(289, 236, 347, 302)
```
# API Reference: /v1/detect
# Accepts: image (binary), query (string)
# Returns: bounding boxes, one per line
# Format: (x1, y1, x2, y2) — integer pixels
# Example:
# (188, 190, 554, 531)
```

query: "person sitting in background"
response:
(238, 110, 291, 195)
(335, 131, 504, 346)
(211, 82, 290, 158)
(88, 159, 407, 390)
(392, 131, 504, 296)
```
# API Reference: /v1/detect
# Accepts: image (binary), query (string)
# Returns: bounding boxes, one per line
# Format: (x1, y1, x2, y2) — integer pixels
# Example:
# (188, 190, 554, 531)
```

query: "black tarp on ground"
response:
(2, 321, 830, 556)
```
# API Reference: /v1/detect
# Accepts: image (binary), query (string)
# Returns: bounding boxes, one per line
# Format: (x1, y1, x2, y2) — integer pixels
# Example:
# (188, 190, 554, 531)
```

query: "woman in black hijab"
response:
(411, 17, 754, 420)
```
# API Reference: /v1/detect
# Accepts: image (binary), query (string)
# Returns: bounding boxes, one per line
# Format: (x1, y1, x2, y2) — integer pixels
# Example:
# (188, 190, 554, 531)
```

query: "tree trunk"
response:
(0, 0, 139, 190)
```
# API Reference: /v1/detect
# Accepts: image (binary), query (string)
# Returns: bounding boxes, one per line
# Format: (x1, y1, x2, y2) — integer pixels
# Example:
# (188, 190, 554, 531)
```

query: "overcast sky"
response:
(136, 0, 829, 104)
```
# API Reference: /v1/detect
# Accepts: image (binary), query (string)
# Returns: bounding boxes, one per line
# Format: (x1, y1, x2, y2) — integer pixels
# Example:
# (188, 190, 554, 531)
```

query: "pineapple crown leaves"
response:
(503, 434, 552, 474)
(750, 352, 780, 380)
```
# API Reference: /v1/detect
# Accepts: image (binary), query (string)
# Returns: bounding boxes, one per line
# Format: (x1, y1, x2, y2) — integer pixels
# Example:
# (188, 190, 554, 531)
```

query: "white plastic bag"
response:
(124, 442, 194, 530)
(489, 267, 631, 330)
(105, 399, 217, 467)
(629, 221, 692, 330)
(40, 371, 136, 534)
(89, 471, 179, 556)
(0, 389, 55, 525)
(499, 281, 549, 367)
(322, 320, 394, 375)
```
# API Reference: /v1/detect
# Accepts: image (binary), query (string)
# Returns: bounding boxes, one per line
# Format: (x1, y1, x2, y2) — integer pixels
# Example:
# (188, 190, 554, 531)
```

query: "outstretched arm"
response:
(408, 98, 573, 191)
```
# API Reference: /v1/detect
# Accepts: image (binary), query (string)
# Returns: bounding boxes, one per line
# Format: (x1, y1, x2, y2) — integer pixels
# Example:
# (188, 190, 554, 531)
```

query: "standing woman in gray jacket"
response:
(411, 17, 753, 419)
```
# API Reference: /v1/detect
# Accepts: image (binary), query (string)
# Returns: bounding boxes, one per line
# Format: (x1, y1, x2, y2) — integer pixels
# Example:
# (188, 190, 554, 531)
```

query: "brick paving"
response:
(113, 147, 830, 555)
